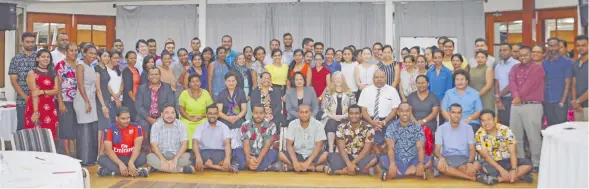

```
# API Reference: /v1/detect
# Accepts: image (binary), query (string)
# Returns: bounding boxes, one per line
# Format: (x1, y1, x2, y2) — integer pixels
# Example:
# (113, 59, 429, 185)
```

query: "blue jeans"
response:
(233, 148, 278, 171)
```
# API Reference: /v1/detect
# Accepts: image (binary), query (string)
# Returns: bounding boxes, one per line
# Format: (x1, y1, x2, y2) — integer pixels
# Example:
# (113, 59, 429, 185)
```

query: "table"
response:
(0, 151, 84, 188)
(538, 122, 588, 188)
(0, 101, 17, 140)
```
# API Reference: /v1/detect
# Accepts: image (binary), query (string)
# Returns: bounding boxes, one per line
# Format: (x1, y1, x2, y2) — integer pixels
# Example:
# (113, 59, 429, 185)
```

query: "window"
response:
(492, 20, 522, 60)
(544, 18, 575, 52)
(76, 24, 107, 48)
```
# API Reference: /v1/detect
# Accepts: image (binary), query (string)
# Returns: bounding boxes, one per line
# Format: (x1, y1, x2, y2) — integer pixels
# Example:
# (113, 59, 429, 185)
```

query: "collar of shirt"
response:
(154, 119, 182, 128)
(476, 123, 507, 138)
(392, 119, 419, 128)
(450, 86, 476, 96)
(245, 120, 271, 129)
(150, 83, 162, 92)
(18, 50, 36, 58)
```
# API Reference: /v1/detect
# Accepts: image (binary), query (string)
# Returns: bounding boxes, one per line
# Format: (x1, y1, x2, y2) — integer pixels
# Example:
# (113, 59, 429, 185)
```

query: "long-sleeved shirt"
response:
(508, 62, 545, 102)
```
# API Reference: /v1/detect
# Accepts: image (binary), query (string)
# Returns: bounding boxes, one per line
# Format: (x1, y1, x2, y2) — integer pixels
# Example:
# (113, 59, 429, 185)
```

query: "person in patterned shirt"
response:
(379, 102, 431, 180)
(9, 32, 37, 131)
(325, 104, 377, 176)
(475, 109, 533, 185)
(233, 104, 281, 172)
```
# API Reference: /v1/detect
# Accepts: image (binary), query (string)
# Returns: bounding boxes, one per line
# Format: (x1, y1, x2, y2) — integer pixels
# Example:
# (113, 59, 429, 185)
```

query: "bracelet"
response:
(422, 119, 427, 123)
(33, 112, 39, 115)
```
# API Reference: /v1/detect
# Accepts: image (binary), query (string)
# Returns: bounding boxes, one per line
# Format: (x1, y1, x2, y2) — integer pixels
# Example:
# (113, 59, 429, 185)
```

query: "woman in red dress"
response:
(25, 49, 59, 140)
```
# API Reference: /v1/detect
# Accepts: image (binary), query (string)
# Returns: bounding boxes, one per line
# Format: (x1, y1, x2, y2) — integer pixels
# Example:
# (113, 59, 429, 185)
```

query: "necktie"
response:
(374, 88, 381, 119)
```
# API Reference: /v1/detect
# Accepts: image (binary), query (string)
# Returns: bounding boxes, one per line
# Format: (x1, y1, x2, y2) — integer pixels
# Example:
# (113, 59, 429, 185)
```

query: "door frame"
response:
(485, 11, 523, 56)
(535, 6, 578, 44)
(26, 12, 73, 50)
(73, 15, 116, 49)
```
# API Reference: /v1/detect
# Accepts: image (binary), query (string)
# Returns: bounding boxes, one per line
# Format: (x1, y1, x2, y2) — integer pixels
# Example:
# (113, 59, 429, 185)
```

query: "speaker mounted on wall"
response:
(0, 3, 17, 31)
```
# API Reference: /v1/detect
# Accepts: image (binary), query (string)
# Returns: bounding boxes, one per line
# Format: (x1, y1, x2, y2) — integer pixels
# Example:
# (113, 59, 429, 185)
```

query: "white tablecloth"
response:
(0, 101, 17, 140)
(0, 151, 84, 188)
(538, 122, 588, 188)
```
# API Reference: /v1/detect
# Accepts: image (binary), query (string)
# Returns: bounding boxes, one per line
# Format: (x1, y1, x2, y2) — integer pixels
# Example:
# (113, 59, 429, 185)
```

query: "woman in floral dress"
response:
(25, 49, 59, 140)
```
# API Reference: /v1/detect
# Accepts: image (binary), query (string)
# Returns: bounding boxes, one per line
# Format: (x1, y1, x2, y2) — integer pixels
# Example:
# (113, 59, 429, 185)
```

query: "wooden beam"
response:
(522, 0, 534, 46)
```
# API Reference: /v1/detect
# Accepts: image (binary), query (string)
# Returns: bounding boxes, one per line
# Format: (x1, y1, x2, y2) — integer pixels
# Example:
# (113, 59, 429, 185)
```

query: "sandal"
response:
(381, 171, 388, 181)
(323, 164, 334, 175)
(269, 161, 287, 172)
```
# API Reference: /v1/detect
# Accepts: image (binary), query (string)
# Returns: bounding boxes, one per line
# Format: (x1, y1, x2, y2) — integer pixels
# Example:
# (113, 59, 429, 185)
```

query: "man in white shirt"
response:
(264, 39, 287, 65)
(468, 38, 496, 69)
(51, 33, 69, 64)
(358, 70, 401, 152)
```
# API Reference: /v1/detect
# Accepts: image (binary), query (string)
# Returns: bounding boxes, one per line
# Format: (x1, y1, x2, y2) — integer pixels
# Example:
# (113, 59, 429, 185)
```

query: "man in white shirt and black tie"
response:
(357, 70, 402, 153)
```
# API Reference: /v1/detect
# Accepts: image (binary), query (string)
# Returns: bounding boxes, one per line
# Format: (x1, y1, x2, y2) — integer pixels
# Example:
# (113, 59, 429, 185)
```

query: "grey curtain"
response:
(116, 5, 199, 52)
(394, 0, 485, 59)
(208, 2, 385, 51)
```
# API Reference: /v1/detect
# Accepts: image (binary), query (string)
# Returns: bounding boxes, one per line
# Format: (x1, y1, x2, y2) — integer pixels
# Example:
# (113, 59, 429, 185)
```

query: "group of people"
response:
(9, 30, 588, 185)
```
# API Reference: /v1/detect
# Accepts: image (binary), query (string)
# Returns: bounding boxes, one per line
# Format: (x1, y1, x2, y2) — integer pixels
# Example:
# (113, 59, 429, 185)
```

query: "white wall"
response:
(484, 0, 522, 12)
(4, 31, 16, 101)
(536, 0, 578, 9)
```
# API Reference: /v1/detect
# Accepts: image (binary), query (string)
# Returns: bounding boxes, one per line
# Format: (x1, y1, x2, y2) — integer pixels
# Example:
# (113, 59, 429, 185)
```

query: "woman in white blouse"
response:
(340, 47, 358, 99)
(355, 47, 377, 97)
(399, 55, 418, 102)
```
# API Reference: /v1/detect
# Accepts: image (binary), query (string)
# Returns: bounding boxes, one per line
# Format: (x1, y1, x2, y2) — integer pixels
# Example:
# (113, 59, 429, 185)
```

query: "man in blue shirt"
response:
(433, 103, 479, 181)
(427, 50, 453, 101)
(221, 35, 237, 67)
(379, 103, 431, 180)
(543, 38, 573, 126)
(494, 44, 519, 126)
(571, 35, 588, 121)
(441, 70, 484, 131)
(282, 33, 295, 64)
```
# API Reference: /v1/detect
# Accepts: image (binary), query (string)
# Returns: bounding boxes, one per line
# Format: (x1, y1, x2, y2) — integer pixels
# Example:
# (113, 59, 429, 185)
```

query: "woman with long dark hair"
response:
(378, 45, 400, 88)
(201, 47, 215, 66)
(287, 49, 312, 88)
(183, 52, 208, 90)
(122, 51, 140, 121)
(179, 74, 213, 149)
(94, 48, 113, 155)
(341, 47, 359, 98)
(140, 55, 155, 85)
(74, 44, 100, 164)
(311, 53, 331, 99)
(252, 46, 266, 87)
(335, 50, 343, 62)
(285, 72, 319, 121)
(25, 48, 59, 139)
(208, 46, 231, 98)
(324, 48, 341, 74)
(451, 53, 468, 73)
(265, 49, 288, 91)
(399, 55, 418, 102)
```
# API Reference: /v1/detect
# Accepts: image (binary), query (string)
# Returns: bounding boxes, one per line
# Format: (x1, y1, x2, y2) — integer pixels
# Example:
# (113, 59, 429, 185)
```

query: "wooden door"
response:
(536, 7, 578, 55)
(26, 12, 72, 51)
(73, 15, 116, 50)
(485, 11, 523, 57)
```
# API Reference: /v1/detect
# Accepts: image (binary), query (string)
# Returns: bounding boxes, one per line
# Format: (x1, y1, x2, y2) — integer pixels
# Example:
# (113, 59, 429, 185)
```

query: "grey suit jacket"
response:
(285, 87, 319, 120)
(135, 82, 176, 120)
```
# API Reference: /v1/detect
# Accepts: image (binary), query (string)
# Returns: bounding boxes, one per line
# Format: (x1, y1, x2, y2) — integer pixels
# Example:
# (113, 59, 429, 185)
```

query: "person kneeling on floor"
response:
(147, 104, 194, 174)
(233, 104, 282, 171)
(324, 104, 378, 176)
(97, 106, 149, 177)
(433, 103, 481, 181)
(191, 105, 239, 173)
(475, 109, 533, 185)
(278, 104, 329, 172)
(379, 103, 432, 180)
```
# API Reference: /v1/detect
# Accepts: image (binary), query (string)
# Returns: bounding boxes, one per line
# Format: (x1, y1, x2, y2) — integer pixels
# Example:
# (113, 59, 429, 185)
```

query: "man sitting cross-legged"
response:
(97, 106, 149, 177)
(147, 104, 194, 174)
(278, 104, 329, 172)
(433, 103, 481, 181)
(379, 102, 432, 180)
(233, 104, 282, 172)
(191, 105, 238, 173)
(475, 109, 533, 185)
(324, 104, 378, 176)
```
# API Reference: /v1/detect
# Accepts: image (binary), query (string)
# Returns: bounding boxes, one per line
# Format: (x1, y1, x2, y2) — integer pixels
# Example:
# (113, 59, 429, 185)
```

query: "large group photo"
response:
(0, 0, 587, 188)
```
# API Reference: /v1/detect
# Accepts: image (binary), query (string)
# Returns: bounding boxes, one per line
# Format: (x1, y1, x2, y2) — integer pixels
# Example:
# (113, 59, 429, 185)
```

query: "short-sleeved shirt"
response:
(8, 51, 37, 106)
(435, 122, 475, 157)
(573, 59, 588, 107)
(104, 123, 144, 156)
(357, 84, 401, 118)
(475, 124, 516, 161)
(51, 49, 66, 65)
(494, 57, 519, 97)
(265, 64, 289, 86)
(543, 56, 573, 103)
(285, 118, 326, 158)
(406, 92, 439, 127)
(240, 120, 277, 156)
(192, 121, 231, 150)
(426, 65, 453, 101)
(150, 119, 188, 154)
(442, 56, 468, 71)
(385, 120, 424, 164)
(441, 87, 483, 125)
(324, 60, 341, 74)
(54, 60, 78, 102)
(215, 88, 247, 129)
(336, 121, 375, 158)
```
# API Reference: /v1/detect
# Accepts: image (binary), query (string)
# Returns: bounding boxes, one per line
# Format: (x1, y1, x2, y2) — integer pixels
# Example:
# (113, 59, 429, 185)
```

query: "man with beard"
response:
(264, 39, 285, 65)
(51, 33, 69, 64)
(156, 42, 180, 67)
(543, 38, 572, 127)
(379, 103, 430, 180)
(221, 35, 238, 67)
(191, 105, 238, 172)
(571, 35, 588, 121)
(233, 104, 280, 172)
(494, 43, 519, 126)
(147, 105, 194, 174)
(371, 42, 383, 65)
(188, 37, 201, 61)
(146, 38, 159, 62)
(135, 67, 176, 152)
(9, 32, 37, 131)
(468, 38, 496, 68)
(97, 106, 149, 177)
(433, 103, 480, 181)
(113, 39, 128, 71)
(509, 46, 545, 173)
(279, 104, 328, 172)
(325, 104, 378, 176)
(302, 38, 315, 54)
(283, 33, 294, 64)
(512, 43, 522, 60)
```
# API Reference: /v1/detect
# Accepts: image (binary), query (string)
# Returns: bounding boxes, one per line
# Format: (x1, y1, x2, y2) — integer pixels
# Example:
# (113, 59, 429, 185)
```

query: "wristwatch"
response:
(422, 119, 427, 123)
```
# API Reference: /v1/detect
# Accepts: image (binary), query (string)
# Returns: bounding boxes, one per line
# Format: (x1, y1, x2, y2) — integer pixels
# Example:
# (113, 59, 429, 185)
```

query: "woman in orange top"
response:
(122, 51, 140, 121)
(287, 49, 312, 88)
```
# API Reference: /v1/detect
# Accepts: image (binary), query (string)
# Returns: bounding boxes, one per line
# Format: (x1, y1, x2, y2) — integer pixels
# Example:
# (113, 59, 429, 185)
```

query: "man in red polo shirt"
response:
(97, 106, 149, 177)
